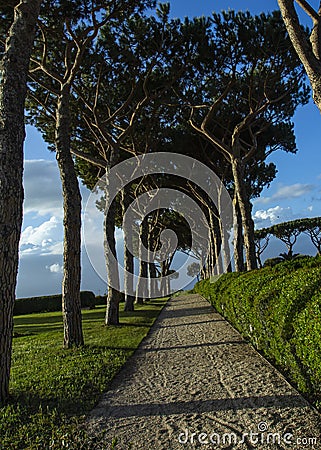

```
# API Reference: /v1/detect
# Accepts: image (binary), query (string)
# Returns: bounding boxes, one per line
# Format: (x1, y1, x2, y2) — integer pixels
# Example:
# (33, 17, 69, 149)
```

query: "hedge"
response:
(194, 256, 321, 408)
(14, 291, 96, 316)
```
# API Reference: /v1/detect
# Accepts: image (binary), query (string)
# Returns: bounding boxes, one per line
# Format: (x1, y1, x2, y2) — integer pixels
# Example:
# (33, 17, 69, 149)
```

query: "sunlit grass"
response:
(0, 298, 168, 449)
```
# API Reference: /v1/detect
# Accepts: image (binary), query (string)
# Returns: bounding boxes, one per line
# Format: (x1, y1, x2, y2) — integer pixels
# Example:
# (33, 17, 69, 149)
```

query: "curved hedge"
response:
(14, 291, 96, 316)
(194, 256, 321, 408)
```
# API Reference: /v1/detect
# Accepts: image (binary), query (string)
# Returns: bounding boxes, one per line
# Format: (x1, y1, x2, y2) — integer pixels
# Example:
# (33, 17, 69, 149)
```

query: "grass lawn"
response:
(0, 298, 168, 450)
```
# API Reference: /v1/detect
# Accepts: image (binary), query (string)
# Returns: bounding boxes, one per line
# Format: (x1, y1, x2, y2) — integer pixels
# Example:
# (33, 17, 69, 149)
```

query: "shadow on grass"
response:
(13, 324, 64, 335)
(14, 315, 63, 325)
(7, 389, 95, 419)
(13, 306, 163, 335)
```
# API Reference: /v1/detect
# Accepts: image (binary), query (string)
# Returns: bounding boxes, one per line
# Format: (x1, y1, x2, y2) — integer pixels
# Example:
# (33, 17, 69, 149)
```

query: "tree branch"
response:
(277, 0, 321, 74)
(70, 148, 106, 169)
(189, 108, 232, 162)
(295, 0, 319, 22)
(27, 91, 56, 121)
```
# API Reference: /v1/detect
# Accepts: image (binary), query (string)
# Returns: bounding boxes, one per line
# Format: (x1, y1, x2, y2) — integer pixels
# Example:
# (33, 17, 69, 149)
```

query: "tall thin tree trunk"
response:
(136, 219, 148, 304)
(104, 165, 121, 325)
(149, 261, 159, 298)
(212, 217, 223, 275)
(231, 158, 257, 271)
(233, 194, 245, 272)
(166, 274, 171, 295)
(121, 189, 135, 312)
(217, 183, 232, 273)
(160, 261, 167, 296)
(256, 251, 263, 269)
(209, 209, 219, 276)
(219, 218, 232, 272)
(55, 87, 84, 348)
(0, 0, 41, 405)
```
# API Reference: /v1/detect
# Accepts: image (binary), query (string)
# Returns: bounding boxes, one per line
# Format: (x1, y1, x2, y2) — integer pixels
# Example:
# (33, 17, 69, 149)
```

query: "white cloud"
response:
(253, 206, 295, 229)
(46, 263, 63, 274)
(24, 160, 63, 218)
(24, 159, 91, 218)
(20, 216, 63, 256)
(257, 183, 314, 204)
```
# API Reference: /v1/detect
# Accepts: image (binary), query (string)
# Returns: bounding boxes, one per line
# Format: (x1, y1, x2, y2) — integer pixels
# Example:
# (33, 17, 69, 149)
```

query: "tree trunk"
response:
(160, 261, 167, 296)
(121, 189, 135, 312)
(206, 209, 214, 278)
(166, 274, 171, 295)
(233, 194, 245, 272)
(218, 217, 232, 272)
(212, 217, 223, 275)
(104, 165, 122, 325)
(0, 0, 41, 405)
(55, 87, 84, 348)
(135, 219, 148, 304)
(149, 261, 159, 298)
(209, 209, 222, 276)
(231, 158, 257, 271)
(148, 219, 160, 298)
(277, 0, 321, 113)
(160, 260, 171, 296)
(256, 251, 263, 269)
(217, 185, 232, 273)
(308, 74, 321, 114)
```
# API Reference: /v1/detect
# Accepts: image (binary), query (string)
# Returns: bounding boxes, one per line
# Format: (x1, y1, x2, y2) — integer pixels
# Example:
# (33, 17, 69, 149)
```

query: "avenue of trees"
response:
(0, 0, 316, 404)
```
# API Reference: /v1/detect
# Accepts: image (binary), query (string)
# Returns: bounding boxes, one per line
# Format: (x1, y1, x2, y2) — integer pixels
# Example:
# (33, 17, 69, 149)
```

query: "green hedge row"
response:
(194, 256, 321, 408)
(14, 291, 96, 316)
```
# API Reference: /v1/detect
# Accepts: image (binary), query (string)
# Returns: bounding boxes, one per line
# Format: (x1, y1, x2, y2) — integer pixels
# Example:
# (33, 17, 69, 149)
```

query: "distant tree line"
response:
(255, 217, 321, 267)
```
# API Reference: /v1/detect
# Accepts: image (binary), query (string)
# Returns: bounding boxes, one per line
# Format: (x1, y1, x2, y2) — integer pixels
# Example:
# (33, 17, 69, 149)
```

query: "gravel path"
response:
(87, 293, 321, 449)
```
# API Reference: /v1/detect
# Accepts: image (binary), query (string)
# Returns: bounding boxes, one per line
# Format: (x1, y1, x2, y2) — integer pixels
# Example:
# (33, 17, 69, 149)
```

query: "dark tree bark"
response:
(149, 261, 159, 297)
(255, 235, 270, 269)
(231, 158, 257, 270)
(121, 188, 135, 312)
(218, 217, 232, 273)
(159, 261, 168, 296)
(0, 0, 42, 405)
(304, 227, 321, 255)
(135, 219, 148, 304)
(104, 157, 122, 325)
(208, 208, 221, 276)
(211, 216, 223, 276)
(55, 87, 84, 348)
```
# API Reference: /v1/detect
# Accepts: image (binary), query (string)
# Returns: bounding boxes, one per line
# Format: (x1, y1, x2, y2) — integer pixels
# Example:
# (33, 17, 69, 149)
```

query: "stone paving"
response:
(87, 293, 321, 449)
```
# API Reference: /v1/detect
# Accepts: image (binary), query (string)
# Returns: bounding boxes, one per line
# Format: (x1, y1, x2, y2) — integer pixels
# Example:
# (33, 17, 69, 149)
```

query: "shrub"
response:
(95, 295, 107, 305)
(14, 291, 96, 316)
(263, 257, 283, 267)
(194, 257, 321, 407)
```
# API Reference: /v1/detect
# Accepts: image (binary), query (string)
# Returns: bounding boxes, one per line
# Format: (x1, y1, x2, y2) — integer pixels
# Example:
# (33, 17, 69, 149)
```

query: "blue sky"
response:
(18, 0, 321, 297)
